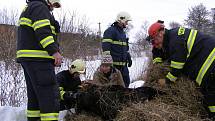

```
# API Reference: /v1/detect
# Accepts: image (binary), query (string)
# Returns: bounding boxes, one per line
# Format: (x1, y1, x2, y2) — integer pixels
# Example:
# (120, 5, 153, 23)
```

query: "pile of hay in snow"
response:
(65, 62, 212, 121)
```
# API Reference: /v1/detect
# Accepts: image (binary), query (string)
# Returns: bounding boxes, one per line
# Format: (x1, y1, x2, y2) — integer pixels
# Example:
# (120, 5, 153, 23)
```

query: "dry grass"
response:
(65, 62, 212, 121)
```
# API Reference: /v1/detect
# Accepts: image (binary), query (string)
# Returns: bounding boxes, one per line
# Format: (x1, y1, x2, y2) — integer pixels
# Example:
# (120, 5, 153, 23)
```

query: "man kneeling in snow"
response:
(56, 59, 86, 110)
(91, 55, 125, 87)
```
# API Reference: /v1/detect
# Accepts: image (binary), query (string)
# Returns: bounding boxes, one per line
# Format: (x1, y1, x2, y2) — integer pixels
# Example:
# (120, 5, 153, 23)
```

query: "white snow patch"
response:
(0, 106, 73, 121)
(129, 80, 145, 89)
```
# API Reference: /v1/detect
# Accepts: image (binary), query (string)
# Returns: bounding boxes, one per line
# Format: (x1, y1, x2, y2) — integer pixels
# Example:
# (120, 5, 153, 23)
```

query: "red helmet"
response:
(148, 22, 165, 38)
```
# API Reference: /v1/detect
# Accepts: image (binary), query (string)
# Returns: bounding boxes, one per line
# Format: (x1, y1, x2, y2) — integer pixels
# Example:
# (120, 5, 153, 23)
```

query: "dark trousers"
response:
(201, 68, 215, 119)
(114, 65, 130, 87)
(21, 61, 60, 121)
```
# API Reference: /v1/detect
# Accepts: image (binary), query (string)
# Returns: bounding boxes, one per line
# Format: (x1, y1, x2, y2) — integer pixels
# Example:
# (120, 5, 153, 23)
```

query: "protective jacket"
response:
(102, 22, 130, 66)
(17, 0, 60, 62)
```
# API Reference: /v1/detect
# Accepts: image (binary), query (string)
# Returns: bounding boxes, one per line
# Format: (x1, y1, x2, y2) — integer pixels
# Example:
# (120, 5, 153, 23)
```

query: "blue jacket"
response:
(102, 22, 129, 66)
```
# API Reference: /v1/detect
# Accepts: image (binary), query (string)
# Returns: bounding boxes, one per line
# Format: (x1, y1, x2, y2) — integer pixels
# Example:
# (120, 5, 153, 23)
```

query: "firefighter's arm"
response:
(102, 28, 114, 55)
(152, 48, 163, 64)
(31, 4, 59, 55)
(165, 38, 187, 83)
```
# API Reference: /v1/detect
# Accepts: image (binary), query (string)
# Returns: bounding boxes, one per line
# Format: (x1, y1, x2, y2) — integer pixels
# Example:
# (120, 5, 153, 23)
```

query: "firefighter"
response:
(92, 55, 125, 87)
(57, 59, 86, 110)
(148, 21, 215, 119)
(17, 0, 62, 120)
(102, 11, 132, 87)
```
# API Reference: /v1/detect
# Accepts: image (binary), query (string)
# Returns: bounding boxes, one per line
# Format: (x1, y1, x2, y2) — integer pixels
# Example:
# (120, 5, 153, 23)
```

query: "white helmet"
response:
(48, 0, 61, 8)
(116, 11, 132, 24)
(69, 59, 86, 74)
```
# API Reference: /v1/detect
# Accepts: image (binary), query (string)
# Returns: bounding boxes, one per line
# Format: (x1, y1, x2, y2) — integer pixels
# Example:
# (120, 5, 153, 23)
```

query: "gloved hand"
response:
(157, 79, 166, 87)
(127, 52, 132, 67)
(63, 91, 80, 101)
(158, 78, 173, 87)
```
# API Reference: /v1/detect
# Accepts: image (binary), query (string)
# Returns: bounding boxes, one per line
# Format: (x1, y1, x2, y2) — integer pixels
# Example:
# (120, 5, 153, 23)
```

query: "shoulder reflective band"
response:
(40, 113, 59, 121)
(153, 57, 162, 64)
(18, 17, 32, 27)
(50, 25, 57, 35)
(17, 50, 54, 59)
(40, 36, 55, 48)
(102, 39, 113, 43)
(27, 110, 40, 117)
(196, 48, 215, 86)
(102, 39, 127, 46)
(187, 29, 198, 58)
(166, 72, 177, 82)
(113, 62, 126, 66)
(170, 61, 185, 69)
(178, 26, 185, 35)
(32, 19, 51, 31)
(208, 106, 215, 112)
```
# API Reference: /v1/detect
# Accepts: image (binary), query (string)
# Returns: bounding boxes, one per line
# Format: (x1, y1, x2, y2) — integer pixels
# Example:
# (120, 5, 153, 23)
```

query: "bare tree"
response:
(169, 21, 181, 29)
(184, 3, 211, 33)
(131, 21, 151, 57)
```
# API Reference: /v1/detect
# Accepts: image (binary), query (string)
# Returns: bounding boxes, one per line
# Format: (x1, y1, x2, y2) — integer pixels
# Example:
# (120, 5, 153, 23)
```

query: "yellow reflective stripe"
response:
(166, 72, 177, 82)
(32, 19, 50, 31)
(113, 62, 126, 66)
(40, 113, 59, 120)
(102, 51, 111, 55)
(208, 106, 215, 112)
(102, 39, 127, 46)
(112, 41, 127, 46)
(59, 87, 64, 91)
(60, 90, 65, 100)
(18, 17, 32, 27)
(17, 50, 54, 59)
(187, 29, 197, 58)
(153, 57, 162, 64)
(178, 26, 185, 35)
(196, 48, 215, 86)
(170, 61, 185, 69)
(59, 87, 65, 100)
(50, 25, 56, 35)
(102, 39, 113, 43)
(40, 36, 55, 48)
(27, 110, 40, 117)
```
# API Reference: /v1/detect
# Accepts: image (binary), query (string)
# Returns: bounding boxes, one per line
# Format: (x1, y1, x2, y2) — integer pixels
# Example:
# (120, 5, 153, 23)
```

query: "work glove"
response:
(157, 78, 173, 87)
(157, 79, 166, 87)
(63, 91, 81, 101)
(127, 52, 132, 67)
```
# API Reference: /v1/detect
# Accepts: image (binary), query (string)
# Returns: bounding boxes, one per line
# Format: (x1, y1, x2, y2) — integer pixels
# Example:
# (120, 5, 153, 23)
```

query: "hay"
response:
(65, 62, 212, 121)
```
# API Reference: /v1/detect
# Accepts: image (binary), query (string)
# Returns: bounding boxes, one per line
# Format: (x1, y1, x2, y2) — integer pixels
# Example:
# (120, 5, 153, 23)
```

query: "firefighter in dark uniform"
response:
(102, 11, 132, 87)
(16, 0, 62, 120)
(148, 21, 215, 119)
(57, 59, 86, 110)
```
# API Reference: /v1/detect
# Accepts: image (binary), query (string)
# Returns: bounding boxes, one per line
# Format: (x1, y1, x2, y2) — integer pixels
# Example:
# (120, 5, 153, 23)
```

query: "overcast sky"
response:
(0, 0, 214, 40)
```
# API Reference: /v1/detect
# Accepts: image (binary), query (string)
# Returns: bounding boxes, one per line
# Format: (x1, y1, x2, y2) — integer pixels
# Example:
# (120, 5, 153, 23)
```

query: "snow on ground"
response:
(0, 106, 70, 121)
(128, 80, 145, 88)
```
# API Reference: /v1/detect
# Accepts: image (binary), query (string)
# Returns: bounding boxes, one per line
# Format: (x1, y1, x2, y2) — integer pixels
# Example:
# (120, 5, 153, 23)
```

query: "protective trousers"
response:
(201, 67, 215, 120)
(114, 65, 130, 87)
(21, 61, 60, 121)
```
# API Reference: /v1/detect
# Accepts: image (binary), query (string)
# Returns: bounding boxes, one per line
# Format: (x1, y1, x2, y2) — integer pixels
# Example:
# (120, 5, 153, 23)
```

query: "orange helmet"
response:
(148, 22, 165, 38)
